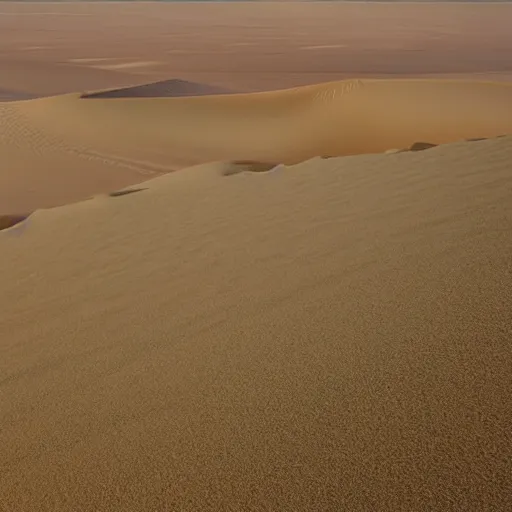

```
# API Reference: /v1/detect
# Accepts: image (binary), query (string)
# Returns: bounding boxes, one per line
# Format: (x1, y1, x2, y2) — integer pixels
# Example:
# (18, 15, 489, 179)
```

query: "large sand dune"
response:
(1, 134, 512, 511)
(2, 3, 512, 508)
(2, 77, 512, 213)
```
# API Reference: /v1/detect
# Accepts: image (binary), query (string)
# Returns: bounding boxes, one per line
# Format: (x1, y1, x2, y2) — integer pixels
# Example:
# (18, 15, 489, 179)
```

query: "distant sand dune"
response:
(82, 79, 233, 99)
(18, 78, 512, 165)
(3, 78, 512, 212)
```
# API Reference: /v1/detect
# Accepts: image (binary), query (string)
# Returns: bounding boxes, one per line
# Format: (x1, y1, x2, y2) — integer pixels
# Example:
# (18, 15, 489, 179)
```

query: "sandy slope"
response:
(1, 135, 511, 511)
(3, 78, 512, 213)
(84, 79, 234, 99)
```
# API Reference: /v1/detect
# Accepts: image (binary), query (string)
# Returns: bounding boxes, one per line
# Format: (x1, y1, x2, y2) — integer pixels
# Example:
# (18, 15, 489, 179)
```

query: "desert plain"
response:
(1, 2, 512, 511)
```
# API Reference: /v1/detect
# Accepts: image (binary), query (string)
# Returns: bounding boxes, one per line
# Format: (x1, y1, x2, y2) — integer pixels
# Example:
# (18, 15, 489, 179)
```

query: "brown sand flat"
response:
(1, 2, 512, 97)
(2, 78, 512, 212)
(1, 136, 512, 511)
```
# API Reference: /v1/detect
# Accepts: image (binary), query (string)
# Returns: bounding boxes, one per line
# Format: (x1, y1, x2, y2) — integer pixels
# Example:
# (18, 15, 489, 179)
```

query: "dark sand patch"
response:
(0, 87, 36, 102)
(0, 214, 30, 232)
(82, 79, 233, 99)
(409, 141, 438, 152)
(108, 187, 147, 198)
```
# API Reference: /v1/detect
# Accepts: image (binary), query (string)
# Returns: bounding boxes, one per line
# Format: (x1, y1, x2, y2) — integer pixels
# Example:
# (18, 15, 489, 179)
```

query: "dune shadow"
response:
(0, 88, 37, 102)
(222, 161, 280, 177)
(108, 187, 147, 198)
(0, 214, 31, 233)
(408, 142, 438, 152)
(385, 142, 438, 155)
(81, 79, 234, 99)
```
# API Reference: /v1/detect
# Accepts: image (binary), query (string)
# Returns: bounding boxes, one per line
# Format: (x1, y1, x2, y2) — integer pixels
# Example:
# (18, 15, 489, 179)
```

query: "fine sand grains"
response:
(1, 135, 511, 511)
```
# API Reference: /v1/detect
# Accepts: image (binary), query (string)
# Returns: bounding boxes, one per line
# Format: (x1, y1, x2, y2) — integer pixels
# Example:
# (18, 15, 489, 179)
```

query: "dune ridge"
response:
(14, 78, 512, 165)
(1, 133, 512, 511)
(2, 77, 512, 213)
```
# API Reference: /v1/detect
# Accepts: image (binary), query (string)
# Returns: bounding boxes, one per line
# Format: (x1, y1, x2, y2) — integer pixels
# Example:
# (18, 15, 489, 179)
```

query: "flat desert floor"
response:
(1, 1, 512, 97)
(1, 3, 512, 512)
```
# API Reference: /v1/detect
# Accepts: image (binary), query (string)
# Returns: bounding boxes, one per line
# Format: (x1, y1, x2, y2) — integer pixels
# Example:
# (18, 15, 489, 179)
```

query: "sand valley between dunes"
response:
(1, 2, 512, 511)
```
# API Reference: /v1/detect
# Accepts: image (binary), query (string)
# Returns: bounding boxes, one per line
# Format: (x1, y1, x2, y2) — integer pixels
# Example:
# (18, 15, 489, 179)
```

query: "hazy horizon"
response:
(2, 0, 512, 3)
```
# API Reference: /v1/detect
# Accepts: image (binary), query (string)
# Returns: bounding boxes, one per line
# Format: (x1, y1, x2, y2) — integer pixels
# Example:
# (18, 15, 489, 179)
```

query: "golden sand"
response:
(1, 136, 512, 510)
(2, 78, 512, 212)
(1, 3, 512, 510)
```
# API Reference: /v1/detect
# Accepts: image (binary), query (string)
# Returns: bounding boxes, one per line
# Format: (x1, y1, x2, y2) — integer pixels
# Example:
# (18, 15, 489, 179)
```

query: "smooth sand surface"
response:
(2, 77, 512, 213)
(1, 136, 512, 511)
(1, 2, 512, 97)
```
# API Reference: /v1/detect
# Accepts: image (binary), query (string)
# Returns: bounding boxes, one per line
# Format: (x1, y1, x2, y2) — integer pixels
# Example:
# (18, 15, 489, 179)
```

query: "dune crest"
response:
(17, 78, 512, 166)
(3, 78, 512, 212)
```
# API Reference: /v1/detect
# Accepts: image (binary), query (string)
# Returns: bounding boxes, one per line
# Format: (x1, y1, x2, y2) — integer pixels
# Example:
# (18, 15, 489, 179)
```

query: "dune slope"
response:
(20, 78, 512, 163)
(82, 79, 234, 99)
(3, 78, 512, 212)
(1, 136, 511, 511)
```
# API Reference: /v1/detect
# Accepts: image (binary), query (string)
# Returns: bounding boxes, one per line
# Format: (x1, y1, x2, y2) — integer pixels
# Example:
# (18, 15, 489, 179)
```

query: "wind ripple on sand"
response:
(0, 102, 171, 212)
(0, 134, 511, 511)
(0, 103, 169, 175)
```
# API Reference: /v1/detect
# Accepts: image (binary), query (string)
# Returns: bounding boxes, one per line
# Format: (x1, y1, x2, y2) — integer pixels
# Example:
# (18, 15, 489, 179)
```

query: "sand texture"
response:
(2, 3, 512, 511)
(1, 136, 512, 511)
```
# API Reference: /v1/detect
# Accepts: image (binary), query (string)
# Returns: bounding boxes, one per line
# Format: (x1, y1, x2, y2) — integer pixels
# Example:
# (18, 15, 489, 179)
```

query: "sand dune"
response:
(82, 78, 234, 99)
(2, 2, 511, 509)
(1, 134, 511, 511)
(30, 79, 512, 165)
(3, 78, 512, 214)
